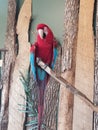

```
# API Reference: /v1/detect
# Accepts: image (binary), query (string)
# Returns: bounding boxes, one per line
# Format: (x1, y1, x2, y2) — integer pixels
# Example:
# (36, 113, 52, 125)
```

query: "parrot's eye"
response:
(38, 28, 48, 39)
(44, 27, 48, 35)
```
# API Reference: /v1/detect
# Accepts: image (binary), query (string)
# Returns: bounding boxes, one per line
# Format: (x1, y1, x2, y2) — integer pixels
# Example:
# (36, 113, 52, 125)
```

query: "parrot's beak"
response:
(38, 29, 44, 39)
(38, 29, 46, 39)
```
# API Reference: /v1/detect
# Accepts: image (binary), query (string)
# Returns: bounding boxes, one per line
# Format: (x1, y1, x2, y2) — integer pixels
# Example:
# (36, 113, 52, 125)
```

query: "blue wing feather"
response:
(30, 53, 36, 80)
(30, 53, 46, 81)
(37, 67, 46, 80)
(51, 48, 58, 69)
(30, 47, 58, 80)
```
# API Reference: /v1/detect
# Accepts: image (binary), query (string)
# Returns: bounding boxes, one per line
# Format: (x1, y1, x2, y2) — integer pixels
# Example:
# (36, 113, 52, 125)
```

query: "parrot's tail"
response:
(37, 72, 48, 130)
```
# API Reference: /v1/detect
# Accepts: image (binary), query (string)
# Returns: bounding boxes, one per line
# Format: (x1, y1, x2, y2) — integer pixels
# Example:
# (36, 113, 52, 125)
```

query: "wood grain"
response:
(8, 0, 31, 130)
(73, 0, 94, 130)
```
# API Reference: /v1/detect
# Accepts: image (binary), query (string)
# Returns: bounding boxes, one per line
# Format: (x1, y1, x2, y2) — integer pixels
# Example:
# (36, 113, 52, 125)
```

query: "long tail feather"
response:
(37, 77, 47, 130)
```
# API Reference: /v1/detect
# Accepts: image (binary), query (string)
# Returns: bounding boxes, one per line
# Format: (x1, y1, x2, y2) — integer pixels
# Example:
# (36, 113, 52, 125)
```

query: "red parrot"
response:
(30, 23, 58, 130)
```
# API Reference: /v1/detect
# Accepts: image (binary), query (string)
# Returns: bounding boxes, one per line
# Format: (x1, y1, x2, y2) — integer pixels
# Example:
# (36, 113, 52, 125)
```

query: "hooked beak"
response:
(38, 29, 44, 39)
(38, 29, 46, 39)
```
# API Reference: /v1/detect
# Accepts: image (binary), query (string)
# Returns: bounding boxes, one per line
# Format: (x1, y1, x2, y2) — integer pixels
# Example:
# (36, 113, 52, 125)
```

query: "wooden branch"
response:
(36, 58, 98, 113)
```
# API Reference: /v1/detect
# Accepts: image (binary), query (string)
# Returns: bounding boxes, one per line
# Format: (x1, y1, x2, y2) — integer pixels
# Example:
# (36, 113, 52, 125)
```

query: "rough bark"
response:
(73, 0, 94, 130)
(0, 0, 16, 130)
(7, 0, 31, 130)
(37, 57, 98, 112)
(43, 47, 61, 130)
(58, 0, 79, 130)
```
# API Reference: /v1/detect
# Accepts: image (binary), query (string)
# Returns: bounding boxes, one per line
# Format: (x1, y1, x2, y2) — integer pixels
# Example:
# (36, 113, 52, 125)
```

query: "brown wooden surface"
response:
(58, 0, 79, 129)
(7, 0, 31, 130)
(73, 0, 94, 130)
(0, 0, 16, 129)
(37, 58, 98, 113)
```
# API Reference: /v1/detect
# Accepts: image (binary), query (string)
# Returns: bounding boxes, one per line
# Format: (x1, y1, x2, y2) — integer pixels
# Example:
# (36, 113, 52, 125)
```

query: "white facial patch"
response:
(38, 29, 44, 39)
(44, 27, 48, 35)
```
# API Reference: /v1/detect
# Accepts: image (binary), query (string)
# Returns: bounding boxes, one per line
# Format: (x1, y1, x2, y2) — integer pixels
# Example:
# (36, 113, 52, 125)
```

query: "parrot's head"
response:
(36, 23, 54, 44)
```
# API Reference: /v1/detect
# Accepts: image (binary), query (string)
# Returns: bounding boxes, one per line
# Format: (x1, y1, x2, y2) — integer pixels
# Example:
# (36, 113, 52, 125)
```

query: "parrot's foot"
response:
(37, 57, 48, 70)
(37, 57, 41, 63)
(43, 64, 48, 69)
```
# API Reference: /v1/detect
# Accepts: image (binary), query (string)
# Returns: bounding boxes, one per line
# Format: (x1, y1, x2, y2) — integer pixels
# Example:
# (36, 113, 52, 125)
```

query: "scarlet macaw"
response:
(30, 23, 58, 130)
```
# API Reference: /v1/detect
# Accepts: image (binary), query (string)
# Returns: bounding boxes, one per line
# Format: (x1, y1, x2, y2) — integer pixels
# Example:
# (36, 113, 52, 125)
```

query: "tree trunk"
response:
(0, 0, 32, 130)
(0, 0, 16, 130)
(73, 0, 94, 130)
(7, 0, 31, 130)
(58, 0, 79, 130)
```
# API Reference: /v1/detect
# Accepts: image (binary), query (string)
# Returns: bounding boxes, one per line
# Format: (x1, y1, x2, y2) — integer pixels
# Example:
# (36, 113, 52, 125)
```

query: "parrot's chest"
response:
(36, 43, 53, 64)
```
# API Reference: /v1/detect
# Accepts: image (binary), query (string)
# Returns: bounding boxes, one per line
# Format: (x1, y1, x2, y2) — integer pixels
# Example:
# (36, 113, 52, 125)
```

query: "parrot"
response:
(30, 23, 58, 130)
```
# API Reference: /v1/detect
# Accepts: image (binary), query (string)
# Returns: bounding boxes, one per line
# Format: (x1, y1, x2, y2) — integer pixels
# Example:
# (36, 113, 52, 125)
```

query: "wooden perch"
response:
(36, 58, 98, 113)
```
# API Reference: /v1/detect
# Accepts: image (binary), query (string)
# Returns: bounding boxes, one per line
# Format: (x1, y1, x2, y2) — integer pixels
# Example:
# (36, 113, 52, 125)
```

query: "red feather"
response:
(30, 23, 57, 130)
